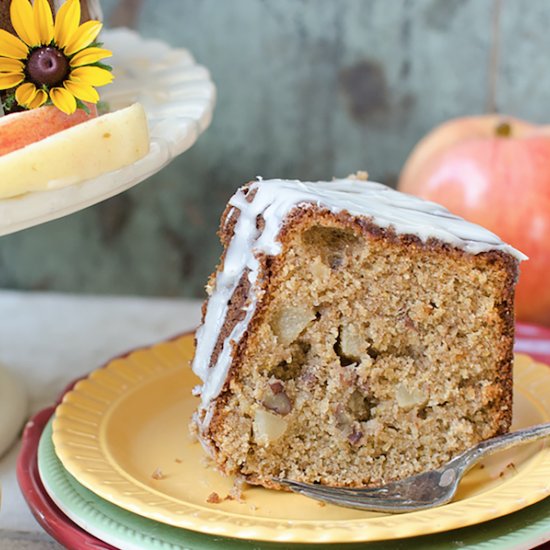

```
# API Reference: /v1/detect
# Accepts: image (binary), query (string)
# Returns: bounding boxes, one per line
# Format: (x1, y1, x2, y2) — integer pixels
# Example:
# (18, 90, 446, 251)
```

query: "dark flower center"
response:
(27, 47, 70, 87)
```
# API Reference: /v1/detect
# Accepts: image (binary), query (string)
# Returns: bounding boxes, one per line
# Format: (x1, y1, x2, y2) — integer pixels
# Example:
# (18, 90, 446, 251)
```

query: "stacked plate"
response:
(16, 326, 550, 550)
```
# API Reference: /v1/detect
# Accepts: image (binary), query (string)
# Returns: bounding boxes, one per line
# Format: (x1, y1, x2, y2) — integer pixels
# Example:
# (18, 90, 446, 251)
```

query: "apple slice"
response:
(0, 104, 98, 157)
(0, 103, 149, 199)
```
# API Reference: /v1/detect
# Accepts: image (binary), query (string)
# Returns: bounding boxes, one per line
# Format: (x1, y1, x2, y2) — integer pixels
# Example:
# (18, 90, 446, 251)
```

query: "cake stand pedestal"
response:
(0, 27, 215, 456)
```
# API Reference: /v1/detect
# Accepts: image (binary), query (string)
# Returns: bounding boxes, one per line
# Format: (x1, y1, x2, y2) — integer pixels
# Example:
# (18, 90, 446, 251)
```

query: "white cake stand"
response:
(0, 28, 216, 456)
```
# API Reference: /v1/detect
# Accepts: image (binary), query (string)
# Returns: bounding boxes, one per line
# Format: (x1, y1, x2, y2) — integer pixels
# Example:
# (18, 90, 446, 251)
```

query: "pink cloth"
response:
(515, 322, 550, 364)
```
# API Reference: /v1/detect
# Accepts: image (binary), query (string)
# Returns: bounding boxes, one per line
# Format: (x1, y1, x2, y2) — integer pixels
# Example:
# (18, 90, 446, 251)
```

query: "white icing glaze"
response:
(191, 178, 526, 433)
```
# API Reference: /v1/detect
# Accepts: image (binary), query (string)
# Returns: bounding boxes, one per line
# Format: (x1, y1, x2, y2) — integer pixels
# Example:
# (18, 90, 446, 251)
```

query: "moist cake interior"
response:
(207, 211, 515, 488)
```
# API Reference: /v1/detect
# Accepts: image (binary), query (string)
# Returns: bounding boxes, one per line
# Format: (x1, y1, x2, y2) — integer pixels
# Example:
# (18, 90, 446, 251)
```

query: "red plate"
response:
(17, 378, 117, 550)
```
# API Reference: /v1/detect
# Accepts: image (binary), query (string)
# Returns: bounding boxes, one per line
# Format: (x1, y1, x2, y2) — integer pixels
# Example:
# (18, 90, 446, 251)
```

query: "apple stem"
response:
(495, 121, 512, 137)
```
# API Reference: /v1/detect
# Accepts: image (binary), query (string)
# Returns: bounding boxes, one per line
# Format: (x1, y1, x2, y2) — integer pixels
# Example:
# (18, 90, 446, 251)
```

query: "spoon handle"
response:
(466, 422, 550, 465)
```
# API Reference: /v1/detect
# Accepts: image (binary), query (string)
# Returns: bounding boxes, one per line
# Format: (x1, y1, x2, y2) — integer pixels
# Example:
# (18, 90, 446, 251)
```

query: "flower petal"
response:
(34, 0, 54, 45)
(54, 0, 80, 49)
(70, 47, 112, 68)
(28, 89, 48, 109)
(64, 21, 102, 56)
(0, 29, 29, 59)
(0, 58, 25, 73)
(10, 0, 40, 46)
(64, 79, 99, 103)
(70, 65, 113, 87)
(50, 86, 77, 114)
(0, 72, 24, 90)
(15, 81, 37, 105)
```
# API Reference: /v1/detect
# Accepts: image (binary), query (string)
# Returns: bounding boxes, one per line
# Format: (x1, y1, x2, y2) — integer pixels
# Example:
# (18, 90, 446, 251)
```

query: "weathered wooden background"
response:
(0, 0, 546, 297)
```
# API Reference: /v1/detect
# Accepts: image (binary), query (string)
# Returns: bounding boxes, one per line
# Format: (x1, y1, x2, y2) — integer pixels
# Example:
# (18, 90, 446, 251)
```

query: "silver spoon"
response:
(276, 422, 550, 513)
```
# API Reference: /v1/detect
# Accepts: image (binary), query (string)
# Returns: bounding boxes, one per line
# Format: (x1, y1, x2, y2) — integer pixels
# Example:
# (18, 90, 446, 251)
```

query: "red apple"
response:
(399, 115, 550, 325)
(0, 103, 97, 157)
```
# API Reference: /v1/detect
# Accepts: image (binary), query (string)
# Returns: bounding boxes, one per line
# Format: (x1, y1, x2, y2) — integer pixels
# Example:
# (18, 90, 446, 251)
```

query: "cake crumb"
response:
(499, 461, 518, 478)
(317, 501, 327, 507)
(207, 492, 222, 504)
(151, 467, 165, 480)
(175, 458, 183, 464)
(249, 503, 258, 511)
(348, 170, 369, 181)
(187, 420, 199, 442)
(228, 477, 249, 502)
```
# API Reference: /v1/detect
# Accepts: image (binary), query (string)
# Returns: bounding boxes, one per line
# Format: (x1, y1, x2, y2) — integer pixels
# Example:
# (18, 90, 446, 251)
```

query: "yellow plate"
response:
(52, 335, 550, 544)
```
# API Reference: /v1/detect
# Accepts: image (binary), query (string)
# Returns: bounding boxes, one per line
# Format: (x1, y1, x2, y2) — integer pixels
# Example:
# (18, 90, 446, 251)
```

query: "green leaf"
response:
(75, 99, 91, 114)
(2, 90, 17, 111)
(91, 61, 113, 72)
(96, 100, 110, 115)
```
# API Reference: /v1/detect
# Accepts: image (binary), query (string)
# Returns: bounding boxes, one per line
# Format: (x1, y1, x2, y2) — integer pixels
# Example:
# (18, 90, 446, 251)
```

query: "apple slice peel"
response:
(0, 103, 149, 200)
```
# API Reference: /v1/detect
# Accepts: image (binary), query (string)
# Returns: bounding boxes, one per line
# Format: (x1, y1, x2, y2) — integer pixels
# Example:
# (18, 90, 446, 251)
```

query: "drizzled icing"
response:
(191, 178, 525, 433)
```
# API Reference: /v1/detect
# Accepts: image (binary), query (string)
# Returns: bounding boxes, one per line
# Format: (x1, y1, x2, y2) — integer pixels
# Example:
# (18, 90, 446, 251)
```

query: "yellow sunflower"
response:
(0, 0, 113, 115)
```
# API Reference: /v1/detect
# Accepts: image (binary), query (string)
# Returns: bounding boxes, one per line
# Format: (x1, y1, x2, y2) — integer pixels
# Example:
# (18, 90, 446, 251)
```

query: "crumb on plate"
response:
(151, 467, 165, 480)
(207, 492, 222, 504)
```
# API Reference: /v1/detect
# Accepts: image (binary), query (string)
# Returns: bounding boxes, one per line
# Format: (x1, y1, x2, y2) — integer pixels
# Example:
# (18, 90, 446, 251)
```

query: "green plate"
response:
(37, 419, 550, 550)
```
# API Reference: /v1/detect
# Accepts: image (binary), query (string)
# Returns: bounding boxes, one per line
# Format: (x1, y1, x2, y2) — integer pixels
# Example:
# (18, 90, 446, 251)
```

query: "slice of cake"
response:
(191, 175, 525, 489)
